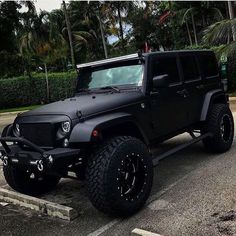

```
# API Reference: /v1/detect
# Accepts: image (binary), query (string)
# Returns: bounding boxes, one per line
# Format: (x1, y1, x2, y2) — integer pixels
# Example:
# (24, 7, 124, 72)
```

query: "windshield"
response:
(76, 61, 144, 91)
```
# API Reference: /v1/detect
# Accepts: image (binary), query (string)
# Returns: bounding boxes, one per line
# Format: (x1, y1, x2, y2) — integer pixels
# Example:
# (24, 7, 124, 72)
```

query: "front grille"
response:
(20, 123, 54, 147)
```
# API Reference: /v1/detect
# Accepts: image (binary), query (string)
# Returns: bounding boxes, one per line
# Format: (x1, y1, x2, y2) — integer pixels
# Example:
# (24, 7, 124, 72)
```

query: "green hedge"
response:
(0, 72, 77, 109)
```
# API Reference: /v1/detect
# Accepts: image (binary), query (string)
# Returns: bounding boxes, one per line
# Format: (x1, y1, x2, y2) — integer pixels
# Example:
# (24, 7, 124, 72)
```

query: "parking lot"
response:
(0, 109, 236, 236)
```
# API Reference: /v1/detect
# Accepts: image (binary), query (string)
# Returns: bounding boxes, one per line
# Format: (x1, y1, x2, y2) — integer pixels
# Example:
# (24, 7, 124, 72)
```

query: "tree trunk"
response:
(202, 14, 205, 27)
(185, 21, 193, 46)
(44, 63, 49, 103)
(228, 0, 236, 41)
(62, 1, 75, 66)
(191, 11, 198, 45)
(168, 1, 176, 49)
(97, 13, 108, 58)
(117, 4, 125, 51)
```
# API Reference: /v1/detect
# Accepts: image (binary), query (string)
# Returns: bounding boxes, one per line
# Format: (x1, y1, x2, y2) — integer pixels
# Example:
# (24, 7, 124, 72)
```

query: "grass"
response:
(0, 105, 41, 114)
(229, 92, 236, 97)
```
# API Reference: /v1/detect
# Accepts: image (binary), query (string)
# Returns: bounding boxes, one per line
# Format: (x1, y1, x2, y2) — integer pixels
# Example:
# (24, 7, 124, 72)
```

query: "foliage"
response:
(0, 72, 77, 109)
(0, 1, 231, 73)
(1, 0, 236, 95)
(0, 51, 25, 78)
(0, 1, 21, 52)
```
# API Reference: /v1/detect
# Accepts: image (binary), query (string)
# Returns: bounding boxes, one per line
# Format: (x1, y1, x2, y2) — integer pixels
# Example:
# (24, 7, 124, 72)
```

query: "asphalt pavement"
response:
(0, 108, 235, 236)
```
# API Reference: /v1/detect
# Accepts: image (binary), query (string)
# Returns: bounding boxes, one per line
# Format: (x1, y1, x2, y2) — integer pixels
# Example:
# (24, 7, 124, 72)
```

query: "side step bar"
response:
(152, 132, 212, 167)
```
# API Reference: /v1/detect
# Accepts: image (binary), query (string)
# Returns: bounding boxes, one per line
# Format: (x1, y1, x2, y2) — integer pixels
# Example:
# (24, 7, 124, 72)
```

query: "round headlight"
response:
(14, 123, 20, 136)
(61, 121, 71, 133)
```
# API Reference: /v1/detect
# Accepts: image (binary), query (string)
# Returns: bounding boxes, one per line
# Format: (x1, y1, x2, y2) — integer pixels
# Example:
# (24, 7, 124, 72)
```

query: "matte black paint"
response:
(4, 50, 227, 147)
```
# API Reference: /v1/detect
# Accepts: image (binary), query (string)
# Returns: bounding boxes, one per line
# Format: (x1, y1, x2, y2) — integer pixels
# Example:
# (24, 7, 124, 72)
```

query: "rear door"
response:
(179, 53, 204, 124)
(197, 52, 220, 92)
(150, 53, 189, 136)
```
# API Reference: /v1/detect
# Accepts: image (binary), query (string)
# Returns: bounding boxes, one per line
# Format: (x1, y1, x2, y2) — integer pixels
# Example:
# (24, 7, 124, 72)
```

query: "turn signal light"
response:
(92, 130, 99, 137)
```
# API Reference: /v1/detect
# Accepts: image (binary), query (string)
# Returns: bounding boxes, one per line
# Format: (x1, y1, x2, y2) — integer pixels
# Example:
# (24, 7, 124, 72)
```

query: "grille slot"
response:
(20, 123, 54, 147)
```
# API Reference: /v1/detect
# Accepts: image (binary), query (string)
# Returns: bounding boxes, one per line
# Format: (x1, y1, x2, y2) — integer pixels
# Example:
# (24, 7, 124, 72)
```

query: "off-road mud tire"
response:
(202, 104, 234, 153)
(86, 136, 153, 217)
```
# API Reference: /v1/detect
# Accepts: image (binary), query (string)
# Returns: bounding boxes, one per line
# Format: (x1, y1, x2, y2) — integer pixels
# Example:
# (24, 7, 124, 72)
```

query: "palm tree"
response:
(227, 0, 236, 41)
(107, 1, 132, 51)
(202, 2, 236, 52)
(19, 9, 67, 101)
(182, 2, 223, 45)
(62, 1, 75, 67)
(68, 1, 107, 61)
(202, 18, 236, 58)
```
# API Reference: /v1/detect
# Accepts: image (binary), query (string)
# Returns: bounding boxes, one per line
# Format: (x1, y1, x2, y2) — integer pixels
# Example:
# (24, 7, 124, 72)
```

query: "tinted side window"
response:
(152, 57, 180, 84)
(199, 54, 218, 77)
(180, 55, 200, 81)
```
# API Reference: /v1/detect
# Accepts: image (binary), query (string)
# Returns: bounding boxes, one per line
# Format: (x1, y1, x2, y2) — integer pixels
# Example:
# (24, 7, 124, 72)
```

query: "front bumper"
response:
(0, 137, 80, 172)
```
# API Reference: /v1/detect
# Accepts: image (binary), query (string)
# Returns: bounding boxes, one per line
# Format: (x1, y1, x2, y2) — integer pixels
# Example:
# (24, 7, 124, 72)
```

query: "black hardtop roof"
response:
(76, 49, 214, 69)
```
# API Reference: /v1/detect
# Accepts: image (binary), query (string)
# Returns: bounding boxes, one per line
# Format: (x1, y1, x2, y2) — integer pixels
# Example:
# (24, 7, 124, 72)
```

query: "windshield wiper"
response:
(77, 88, 91, 93)
(99, 86, 120, 92)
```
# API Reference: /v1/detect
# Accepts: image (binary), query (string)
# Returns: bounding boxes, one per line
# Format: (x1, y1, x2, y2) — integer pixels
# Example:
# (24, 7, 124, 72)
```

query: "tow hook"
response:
(0, 151, 7, 166)
(29, 160, 44, 172)
(0, 156, 8, 167)
(37, 160, 44, 172)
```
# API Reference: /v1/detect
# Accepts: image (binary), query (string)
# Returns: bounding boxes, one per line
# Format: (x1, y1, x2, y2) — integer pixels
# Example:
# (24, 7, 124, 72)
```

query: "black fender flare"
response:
(1, 124, 13, 137)
(200, 89, 228, 121)
(69, 112, 148, 144)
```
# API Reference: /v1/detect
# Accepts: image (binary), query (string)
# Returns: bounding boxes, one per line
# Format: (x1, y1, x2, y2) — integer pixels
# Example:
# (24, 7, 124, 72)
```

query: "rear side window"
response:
(180, 55, 200, 81)
(152, 57, 180, 84)
(199, 54, 218, 77)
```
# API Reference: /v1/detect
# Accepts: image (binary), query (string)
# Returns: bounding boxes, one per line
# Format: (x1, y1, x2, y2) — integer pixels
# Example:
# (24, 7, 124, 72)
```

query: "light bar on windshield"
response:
(76, 54, 139, 69)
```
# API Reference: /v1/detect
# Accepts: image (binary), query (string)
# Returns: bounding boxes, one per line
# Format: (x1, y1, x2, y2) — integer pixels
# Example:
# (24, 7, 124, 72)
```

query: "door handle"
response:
(177, 90, 185, 95)
(177, 89, 189, 98)
(196, 84, 204, 90)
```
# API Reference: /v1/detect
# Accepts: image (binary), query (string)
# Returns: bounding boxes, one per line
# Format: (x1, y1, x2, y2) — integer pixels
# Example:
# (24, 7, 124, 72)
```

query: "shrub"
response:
(0, 72, 77, 109)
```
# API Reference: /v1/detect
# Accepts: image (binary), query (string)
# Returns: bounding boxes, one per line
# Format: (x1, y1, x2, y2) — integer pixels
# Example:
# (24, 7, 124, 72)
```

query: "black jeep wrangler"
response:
(0, 50, 234, 216)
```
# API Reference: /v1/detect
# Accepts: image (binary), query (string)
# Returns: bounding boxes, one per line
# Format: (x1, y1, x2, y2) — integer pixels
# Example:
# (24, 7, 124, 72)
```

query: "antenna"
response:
(137, 50, 144, 63)
(137, 50, 143, 58)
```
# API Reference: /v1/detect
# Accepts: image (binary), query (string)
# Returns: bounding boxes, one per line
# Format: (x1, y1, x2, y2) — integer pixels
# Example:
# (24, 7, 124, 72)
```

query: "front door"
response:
(149, 54, 189, 137)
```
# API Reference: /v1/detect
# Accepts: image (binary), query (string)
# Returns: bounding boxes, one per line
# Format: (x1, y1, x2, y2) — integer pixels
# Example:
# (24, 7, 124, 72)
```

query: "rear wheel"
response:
(86, 136, 153, 217)
(3, 165, 60, 196)
(202, 104, 234, 153)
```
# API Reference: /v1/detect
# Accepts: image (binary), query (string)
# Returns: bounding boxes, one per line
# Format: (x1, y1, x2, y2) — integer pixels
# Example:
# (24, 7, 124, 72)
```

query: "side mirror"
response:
(153, 74, 169, 88)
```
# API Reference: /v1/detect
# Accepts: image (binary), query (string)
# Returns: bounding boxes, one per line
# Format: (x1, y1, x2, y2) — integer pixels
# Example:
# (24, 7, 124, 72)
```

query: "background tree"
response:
(0, 0, 234, 78)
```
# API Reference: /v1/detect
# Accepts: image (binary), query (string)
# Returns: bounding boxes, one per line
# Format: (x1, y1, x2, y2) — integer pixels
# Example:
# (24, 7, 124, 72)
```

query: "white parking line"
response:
(132, 228, 163, 236)
(86, 173, 190, 236)
(87, 219, 120, 236)
(147, 174, 190, 204)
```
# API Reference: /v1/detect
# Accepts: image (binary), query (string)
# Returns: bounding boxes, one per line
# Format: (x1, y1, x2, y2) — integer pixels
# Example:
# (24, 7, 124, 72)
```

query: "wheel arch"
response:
(200, 89, 228, 121)
(69, 112, 149, 144)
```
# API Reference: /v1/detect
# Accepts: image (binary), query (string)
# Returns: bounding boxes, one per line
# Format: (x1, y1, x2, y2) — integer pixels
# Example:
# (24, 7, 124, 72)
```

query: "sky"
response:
(34, 0, 62, 12)
(22, 0, 126, 44)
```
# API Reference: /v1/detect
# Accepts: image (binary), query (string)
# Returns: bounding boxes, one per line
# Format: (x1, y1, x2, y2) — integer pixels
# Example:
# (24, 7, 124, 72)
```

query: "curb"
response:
(229, 97, 236, 101)
(132, 228, 163, 236)
(0, 187, 78, 221)
(0, 110, 28, 117)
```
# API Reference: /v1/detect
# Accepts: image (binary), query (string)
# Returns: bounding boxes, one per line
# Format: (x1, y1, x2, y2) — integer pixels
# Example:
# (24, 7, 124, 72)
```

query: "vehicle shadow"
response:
(0, 133, 231, 236)
(41, 133, 220, 220)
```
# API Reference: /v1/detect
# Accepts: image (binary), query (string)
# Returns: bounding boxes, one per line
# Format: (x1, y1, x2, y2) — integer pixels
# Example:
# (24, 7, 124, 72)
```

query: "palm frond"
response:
(182, 7, 197, 24)
(214, 42, 236, 58)
(202, 18, 236, 45)
(211, 7, 224, 21)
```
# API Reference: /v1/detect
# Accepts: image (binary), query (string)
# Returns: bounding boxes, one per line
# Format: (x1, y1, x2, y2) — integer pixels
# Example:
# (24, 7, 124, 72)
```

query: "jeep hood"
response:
(19, 91, 144, 120)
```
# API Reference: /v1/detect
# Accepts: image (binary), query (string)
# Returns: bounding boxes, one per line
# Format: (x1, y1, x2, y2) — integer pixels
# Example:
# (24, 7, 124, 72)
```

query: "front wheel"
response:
(86, 136, 153, 217)
(3, 165, 61, 196)
(202, 104, 234, 153)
